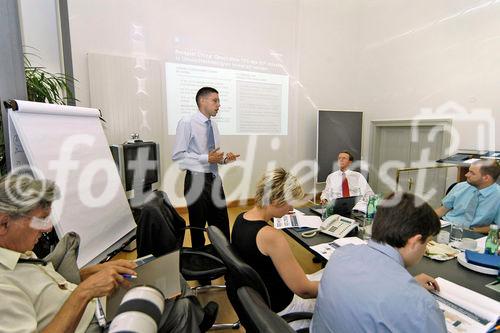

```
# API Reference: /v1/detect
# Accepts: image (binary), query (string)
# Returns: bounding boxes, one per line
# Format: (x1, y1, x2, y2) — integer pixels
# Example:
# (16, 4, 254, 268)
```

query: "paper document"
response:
(273, 214, 322, 229)
(134, 254, 155, 267)
(475, 236, 487, 252)
(352, 200, 368, 214)
(297, 216, 323, 228)
(440, 219, 451, 228)
(463, 158, 481, 164)
(292, 209, 305, 216)
(334, 237, 366, 247)
(310, 242, 338, 261)
(310, 237, 366, 260)
(432, 277, 500, 333)
(273, 214, 300, 229)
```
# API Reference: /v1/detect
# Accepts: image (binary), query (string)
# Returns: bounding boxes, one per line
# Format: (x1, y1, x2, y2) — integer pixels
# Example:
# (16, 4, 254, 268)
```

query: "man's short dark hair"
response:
(339, 151, 354, 162)
(195, 87, 218, 107)
(477, 160, 500, 181)
(371, 192, 440, 248)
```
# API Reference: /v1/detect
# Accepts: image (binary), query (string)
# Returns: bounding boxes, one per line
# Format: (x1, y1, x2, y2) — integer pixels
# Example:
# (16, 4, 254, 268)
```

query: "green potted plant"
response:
(0, 51, 78, 175)
(24, 53, 77, 104)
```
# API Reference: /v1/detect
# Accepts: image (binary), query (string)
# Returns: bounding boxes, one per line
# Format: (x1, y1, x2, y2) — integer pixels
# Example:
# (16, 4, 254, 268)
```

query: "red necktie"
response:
(342, 173, 350, 197)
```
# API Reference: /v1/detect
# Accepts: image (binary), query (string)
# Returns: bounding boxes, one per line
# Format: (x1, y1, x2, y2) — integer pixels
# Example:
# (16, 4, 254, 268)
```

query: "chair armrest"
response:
(181, 248, 224, 265)
(280, 311, 313, 323)
(184, 226, 207, 232)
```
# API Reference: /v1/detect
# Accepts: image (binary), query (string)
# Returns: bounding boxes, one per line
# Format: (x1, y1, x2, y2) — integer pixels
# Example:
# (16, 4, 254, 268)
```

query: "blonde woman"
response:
(231, 168, 320, 327)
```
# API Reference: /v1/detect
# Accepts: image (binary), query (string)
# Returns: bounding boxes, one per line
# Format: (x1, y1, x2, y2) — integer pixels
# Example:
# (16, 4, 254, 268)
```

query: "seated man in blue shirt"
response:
(312, 192, 446, 333)
(435, 160, 500, 234)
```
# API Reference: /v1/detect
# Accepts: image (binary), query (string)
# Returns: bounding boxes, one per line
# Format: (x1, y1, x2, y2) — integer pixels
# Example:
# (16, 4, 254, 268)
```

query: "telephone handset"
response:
(320, 214, 358, 238)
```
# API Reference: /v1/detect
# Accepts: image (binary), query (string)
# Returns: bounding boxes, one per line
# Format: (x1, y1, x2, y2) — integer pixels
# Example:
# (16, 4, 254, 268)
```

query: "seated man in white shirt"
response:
(320, 151, 374, 212)
(0, 174, 136, 333)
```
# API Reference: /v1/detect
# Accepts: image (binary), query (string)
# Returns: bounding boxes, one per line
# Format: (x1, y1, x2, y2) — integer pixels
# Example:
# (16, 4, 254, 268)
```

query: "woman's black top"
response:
(231, 212, 294, 312)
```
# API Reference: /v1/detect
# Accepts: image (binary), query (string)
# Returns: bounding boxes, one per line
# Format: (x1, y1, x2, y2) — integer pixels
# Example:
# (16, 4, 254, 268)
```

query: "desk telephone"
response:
(320, 214, 358, 238)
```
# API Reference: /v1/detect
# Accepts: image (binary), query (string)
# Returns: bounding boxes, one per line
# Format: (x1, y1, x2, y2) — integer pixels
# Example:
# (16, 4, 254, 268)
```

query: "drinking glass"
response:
(436, 230, 450, 244)
(359, 217, 373, 240)
(450, 223, 464, 243)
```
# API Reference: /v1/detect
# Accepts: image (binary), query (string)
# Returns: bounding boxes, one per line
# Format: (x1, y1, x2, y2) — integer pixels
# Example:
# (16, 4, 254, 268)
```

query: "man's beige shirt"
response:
(0, 246, 95, 333)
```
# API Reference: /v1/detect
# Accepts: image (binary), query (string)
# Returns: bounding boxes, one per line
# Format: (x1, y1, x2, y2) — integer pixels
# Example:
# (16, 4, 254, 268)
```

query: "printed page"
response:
(296, 215, 322, 229)
(274, 214, 322, 229)
(310, 242, 338, 261)
(273, 214, 299, 229)
(310, 238, 366, 260)
(333, 237, 366, 247)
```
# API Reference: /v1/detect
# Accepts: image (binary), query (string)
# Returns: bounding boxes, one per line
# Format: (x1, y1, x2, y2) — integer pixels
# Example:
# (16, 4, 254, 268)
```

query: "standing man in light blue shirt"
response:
(435, 160, 500, 234)
(312, 192, 446, 333)
(172, 87, 239, 250)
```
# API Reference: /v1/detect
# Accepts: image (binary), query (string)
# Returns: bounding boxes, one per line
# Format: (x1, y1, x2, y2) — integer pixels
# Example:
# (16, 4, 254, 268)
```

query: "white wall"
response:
(66, 0, 499, 205)
(299, 0, 499, 158)
(18, 0, 63, 75)
(68, 0, 308, 206)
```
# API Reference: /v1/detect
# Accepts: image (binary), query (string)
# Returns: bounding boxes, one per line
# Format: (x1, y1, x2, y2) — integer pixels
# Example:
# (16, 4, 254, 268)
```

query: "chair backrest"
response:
(207, 226, 271, 328)
(237, 286, 296, 333)
(446, 182, 458, 195)
(136, 191, 186, 257)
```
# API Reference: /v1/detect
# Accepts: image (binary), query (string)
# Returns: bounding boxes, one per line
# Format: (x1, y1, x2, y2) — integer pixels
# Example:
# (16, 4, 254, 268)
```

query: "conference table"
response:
(284, 207, 499, 301)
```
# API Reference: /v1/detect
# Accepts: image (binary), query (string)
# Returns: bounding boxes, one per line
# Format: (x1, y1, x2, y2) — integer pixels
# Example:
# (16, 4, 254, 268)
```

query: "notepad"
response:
(106, 250, 181, 320)
(433, 277, 500, 333)
(465, 251, 500, 270)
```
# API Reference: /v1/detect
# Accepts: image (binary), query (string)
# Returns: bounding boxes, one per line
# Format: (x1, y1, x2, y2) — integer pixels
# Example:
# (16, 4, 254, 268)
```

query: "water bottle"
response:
(366, 195, 376, 220)
(484, 224, 499, 255)
(321, 202, 328, 220)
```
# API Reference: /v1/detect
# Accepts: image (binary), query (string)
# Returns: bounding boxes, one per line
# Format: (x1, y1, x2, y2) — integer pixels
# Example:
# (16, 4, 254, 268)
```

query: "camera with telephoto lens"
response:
(108, 285, 165, 333)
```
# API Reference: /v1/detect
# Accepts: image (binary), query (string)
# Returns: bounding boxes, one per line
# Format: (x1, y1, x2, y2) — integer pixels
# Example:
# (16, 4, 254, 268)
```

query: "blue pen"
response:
(121, 274, 137, 279)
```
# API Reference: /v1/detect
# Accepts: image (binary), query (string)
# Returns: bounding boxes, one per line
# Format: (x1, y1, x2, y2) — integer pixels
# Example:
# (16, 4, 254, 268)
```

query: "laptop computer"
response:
(105, 250, 181, 321)
(310, 196, 361, 217)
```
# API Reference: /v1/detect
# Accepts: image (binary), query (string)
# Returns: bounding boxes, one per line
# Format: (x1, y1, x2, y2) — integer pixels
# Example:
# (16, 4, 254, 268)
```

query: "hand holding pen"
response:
(415, 273, 440, 292)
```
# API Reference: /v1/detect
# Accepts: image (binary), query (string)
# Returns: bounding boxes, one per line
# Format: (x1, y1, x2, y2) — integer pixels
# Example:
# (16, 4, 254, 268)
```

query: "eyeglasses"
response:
(16, 213, 53, 230)
(29, 215, 53, 230)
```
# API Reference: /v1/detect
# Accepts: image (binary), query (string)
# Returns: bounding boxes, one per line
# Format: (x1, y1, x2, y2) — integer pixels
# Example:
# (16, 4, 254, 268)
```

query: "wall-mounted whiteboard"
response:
(316, 110, 363, 183)
(6, 100, 136, 267)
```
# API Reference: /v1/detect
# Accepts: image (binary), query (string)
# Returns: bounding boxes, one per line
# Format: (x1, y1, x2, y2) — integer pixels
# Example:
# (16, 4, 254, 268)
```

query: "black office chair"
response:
(237, 286, 310, 333)
(207, 225, 313, 333)
(446, 182, 458, 195)
(136, 191, 239, 330)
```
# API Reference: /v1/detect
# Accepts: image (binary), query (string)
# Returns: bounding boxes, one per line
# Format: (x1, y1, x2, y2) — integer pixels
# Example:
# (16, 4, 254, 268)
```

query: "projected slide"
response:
(166, 62, 289, 135)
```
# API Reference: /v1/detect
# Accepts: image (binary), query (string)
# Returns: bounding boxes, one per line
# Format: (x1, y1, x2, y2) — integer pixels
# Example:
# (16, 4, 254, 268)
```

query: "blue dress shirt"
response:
(442, 182, 500, 228)
(172, 112, 220, 173)
(312, 241, 446, 333)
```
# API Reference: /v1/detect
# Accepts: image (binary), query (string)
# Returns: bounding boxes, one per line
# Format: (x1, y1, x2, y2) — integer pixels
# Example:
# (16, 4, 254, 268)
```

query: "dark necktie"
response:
(342, 172, 350, 197)
(207, 120, 217, 174)
(207, 119, 215, 151)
